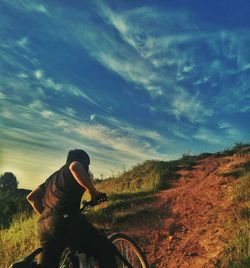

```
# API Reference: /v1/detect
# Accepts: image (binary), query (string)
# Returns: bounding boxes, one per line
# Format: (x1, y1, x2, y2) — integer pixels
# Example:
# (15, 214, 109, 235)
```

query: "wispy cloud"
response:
(5, 1, 247, 123)
(95, 3, 250, 118)
(1, 1, 250, 188)
(170, 87, 213, 122)
(194, 127, 223, 144)
(2, 0, 48, 14)
(194, 123, 244, 145)
(80, 4, 215, 121)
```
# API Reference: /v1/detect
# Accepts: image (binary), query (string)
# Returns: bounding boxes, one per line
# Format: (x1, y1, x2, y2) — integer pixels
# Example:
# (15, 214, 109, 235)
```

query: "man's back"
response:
(40, 164, 84, 215)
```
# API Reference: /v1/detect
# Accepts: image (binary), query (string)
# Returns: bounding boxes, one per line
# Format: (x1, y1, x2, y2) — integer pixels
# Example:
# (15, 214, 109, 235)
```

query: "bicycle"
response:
(9, 195, 148, 268)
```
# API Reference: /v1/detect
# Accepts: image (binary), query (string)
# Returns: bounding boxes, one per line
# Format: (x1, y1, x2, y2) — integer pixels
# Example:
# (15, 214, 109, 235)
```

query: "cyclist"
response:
(27, 149, 117, 268)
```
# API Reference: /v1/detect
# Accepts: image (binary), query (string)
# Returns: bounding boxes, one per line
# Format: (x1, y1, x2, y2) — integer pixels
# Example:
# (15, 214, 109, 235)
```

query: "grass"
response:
(219, 143, 250, 157)
(95, 159, 181, 195)
(0, 212, 39, 268)
(220, 160, 250, 179)
(216, 171, 250, 268)
(86, 191, 158, 226)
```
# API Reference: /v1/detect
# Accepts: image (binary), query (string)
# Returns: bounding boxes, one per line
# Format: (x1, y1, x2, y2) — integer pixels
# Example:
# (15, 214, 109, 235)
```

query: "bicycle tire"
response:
(60, 233, 148, 268)
(109, 233, 148, 268)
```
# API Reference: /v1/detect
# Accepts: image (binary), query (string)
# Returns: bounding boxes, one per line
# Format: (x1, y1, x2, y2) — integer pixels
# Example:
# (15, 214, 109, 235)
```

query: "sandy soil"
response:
(119, 152, 250, 268)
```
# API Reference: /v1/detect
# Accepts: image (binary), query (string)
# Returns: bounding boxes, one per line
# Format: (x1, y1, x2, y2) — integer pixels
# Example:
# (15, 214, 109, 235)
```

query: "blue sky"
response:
(1, 0, 250, 189)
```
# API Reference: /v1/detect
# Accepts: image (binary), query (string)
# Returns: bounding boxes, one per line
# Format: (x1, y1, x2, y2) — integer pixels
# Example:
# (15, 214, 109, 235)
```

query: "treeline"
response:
(0, 172, 31, 228)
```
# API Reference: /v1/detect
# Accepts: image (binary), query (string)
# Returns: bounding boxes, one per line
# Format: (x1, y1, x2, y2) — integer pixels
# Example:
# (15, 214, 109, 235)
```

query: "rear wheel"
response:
(60, 233, 148, 268)
(109, 233, 148, 268)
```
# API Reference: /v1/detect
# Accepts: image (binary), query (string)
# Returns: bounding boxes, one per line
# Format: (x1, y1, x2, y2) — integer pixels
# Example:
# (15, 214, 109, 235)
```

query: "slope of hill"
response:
(107, 145, 250, 267)
(1, 144, 249, 268)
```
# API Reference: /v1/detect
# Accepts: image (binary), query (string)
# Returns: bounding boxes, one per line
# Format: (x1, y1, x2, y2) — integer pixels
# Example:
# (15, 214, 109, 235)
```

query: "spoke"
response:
(113, 238, 145, 268)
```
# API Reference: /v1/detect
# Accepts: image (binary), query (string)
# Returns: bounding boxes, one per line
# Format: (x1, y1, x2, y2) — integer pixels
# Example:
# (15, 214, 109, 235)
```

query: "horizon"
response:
(1, 0, 250, 189)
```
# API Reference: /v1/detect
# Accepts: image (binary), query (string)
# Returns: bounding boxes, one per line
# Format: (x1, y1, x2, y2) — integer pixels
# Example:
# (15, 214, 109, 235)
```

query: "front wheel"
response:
(109, 233, 148, 268)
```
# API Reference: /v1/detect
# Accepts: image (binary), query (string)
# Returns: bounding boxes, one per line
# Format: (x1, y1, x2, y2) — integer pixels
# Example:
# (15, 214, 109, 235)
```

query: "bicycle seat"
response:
(9, 248, 43, 268)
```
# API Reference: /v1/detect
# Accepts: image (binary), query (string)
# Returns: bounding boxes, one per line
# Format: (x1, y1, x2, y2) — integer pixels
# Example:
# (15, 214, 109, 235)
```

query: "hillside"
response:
(96, 144, 250, 267)
(1, 144, 249, 268)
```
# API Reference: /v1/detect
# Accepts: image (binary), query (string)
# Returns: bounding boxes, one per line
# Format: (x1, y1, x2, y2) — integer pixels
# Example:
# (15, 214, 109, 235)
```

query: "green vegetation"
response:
(216, 164, 250, 267)
(95, 160, 181, 194)
(0, 172, 31, 228)
(86, 191, 158, 226)
(220, 159, 250, 179)
(220, 143, 250, 157)
(0, 213, 39, 268)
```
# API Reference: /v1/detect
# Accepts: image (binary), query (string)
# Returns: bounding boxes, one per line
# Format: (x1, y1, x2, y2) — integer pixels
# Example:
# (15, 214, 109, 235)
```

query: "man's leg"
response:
(65, 215, 117, 268)
(37, 217, 64, 268)
(38, 241, 64, 268)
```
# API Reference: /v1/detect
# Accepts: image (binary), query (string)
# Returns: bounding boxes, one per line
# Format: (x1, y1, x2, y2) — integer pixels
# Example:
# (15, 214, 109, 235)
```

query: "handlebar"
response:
(81, 193, 107, 212)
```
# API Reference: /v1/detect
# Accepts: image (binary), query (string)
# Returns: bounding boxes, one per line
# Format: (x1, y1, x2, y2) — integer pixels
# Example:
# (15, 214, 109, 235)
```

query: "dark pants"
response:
(38, 212, 117, 268)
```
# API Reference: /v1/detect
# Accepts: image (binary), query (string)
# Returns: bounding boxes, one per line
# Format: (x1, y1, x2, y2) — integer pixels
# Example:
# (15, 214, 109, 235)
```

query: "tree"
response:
(0, 172, 31, 228)
(0, 172, 18, 191)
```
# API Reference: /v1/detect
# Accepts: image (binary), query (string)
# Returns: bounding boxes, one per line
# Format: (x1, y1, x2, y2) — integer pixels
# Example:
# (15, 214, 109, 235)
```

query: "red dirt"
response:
(119, 152, 250, 268)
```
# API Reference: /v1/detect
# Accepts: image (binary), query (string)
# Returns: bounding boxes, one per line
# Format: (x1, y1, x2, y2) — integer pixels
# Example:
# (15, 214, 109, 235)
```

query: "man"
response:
(27, 149, 117, 268)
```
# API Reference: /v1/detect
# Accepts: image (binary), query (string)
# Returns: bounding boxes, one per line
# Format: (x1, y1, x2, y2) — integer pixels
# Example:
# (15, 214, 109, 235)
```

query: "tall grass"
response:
(0, 213, 38, 268)
(217, 171, 250, 268)
(95, 160, 180, 194)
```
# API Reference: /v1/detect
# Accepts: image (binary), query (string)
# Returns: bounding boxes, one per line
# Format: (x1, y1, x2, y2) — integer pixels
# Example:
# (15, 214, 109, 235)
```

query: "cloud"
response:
(194, 127, 223, 144)
(0, 92, 5, 99)
(34, 69, 44, 80)
(2, 1, 249, 123)
(170, 87, 213, 122)
(0, 41, 100, 110)
(1, 97, 168, 187)
(97, 4, 250, 116)
(17, 72, 29, 79)
(81, 4, 219, 121)
(90, 114, 96, 121)
(3, 0, 48, 14)
(72, 121, 162, 161)
(194, 123, 243, 145)
(98, 52, 161, 94)
(28, 100, 44, 110)
(41, 110, 54, 119)
(17, 36, 29, 48)
(6, 1, 247, 123)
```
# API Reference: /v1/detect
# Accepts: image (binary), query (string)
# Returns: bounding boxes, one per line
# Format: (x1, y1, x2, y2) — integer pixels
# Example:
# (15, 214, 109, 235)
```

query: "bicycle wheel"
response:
(109, 233, 148, 268)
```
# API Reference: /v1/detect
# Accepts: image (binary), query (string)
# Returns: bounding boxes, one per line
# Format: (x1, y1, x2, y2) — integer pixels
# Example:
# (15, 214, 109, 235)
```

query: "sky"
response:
(1, 0, 250, 189)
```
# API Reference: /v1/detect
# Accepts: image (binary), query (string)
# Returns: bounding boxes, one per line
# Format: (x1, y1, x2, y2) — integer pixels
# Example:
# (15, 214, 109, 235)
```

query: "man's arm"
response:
(26, 186, 44, 215)
(69, 161, 102, 200)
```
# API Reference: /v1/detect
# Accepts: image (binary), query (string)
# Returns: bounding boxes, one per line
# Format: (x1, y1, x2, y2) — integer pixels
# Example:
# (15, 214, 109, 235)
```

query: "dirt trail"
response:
(119, 153, 250, 268)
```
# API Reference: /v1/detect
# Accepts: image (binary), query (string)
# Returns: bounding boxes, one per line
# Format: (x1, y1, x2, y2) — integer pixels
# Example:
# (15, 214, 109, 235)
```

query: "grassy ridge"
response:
(95, 159, 181, 194)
